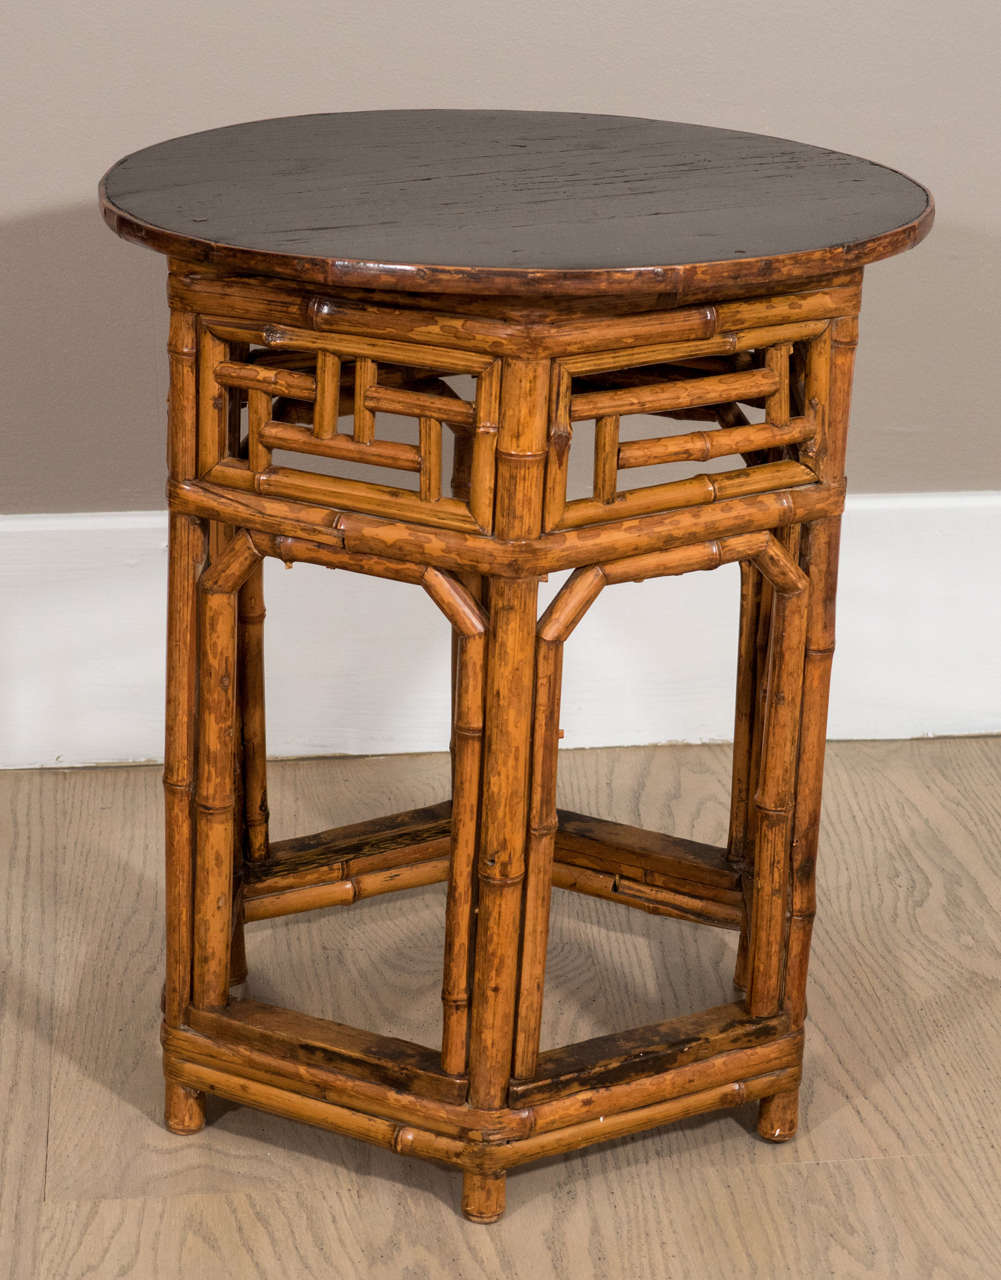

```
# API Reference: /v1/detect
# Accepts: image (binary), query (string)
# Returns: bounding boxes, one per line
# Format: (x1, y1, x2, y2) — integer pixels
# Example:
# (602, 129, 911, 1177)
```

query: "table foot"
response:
(165, 1080, 206, 1134)
(757, 1088, 799, 1142)
(462, 1172, 506, 1223)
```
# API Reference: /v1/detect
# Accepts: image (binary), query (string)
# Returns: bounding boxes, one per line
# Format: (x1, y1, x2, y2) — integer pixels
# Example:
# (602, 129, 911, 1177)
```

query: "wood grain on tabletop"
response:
(100, 111, 932, 296)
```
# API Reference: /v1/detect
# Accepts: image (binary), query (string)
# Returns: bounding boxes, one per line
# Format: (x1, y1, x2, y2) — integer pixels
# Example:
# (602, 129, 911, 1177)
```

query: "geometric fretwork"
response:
(544, 321, 827, 530)
(197, 318, 501, 533)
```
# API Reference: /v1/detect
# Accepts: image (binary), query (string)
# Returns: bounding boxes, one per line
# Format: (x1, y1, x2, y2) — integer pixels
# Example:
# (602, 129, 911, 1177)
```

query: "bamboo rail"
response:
(557, 320, 830, 377)
(170, 473, 845, 577)
(616, 416, 814, 469)
(163, 1013, 802, 1147)
(555, 460, 818, 531)
(258, 421, 422, 472)
(551, 863, 743, 928)
(570, 365, 779, 420)
(163, 1049, 800, 1176)
(168, 267, 861, 358)
(555, 812, 739, 897)
(367, 382, 476, 427)
(205, 319, 495, 374)
(214, 359, 316, 400)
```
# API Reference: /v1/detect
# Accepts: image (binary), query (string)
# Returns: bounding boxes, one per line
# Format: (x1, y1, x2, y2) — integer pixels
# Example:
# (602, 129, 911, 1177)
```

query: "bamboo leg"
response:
(463, 357, 548, 1218)
(782, 316, 856, 1028)
(758, 317, 856, 1131)
(230, 679, 247, 987)
(163, 514, 206, 1132)
(192, 532, 261, 1010)
(739, 571, 774, 994)
(462, 1171, 506, 1224)
(513, 566, 605, 1079)
(239, 562, 269, 861)
(193, 585, 239, 1008)
(467, 576, 538, 1111)
(783, 517, 841, 1026)
(447, 417, 477, 772)
(163, 302, 207, 1133)
(745, 543, 808, 1148)
(448, 424, 478, 845)
(438, 575, 487, 1076)
(729, 561, 762, 863)
(512, 635, 562, 1078)
(164, 1080, 206, 1135)
(729, 561, 763, 991)
(746, 540, 808, 1019)
(229, 896, 248, 987)
(757, 1087, 799, 1142)
(739, 554, 775, 989)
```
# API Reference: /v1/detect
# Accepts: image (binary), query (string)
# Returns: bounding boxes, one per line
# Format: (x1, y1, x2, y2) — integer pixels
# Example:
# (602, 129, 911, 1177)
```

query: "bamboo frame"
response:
(150, 260, 876, 1220)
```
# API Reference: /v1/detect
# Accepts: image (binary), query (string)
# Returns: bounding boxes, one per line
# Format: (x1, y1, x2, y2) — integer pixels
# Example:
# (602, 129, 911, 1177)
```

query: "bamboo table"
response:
(100, 111, 932, 1223)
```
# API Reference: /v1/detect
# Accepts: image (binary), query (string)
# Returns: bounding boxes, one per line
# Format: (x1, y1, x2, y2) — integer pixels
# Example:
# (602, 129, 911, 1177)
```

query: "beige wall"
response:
(2, 0, 998, 513)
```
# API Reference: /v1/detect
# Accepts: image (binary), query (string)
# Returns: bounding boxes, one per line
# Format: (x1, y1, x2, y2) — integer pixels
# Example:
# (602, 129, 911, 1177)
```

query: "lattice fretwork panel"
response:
(196, 319, 501, 533)
(544, 320, 831, 531)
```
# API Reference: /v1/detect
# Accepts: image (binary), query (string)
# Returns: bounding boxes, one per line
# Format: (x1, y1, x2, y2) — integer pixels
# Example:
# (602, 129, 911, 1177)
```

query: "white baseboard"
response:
(2, 494, 998, 768)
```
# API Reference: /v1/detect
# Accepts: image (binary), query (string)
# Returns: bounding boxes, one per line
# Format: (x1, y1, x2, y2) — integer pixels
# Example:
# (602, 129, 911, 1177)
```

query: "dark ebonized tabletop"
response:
(101, 110, 932, 297)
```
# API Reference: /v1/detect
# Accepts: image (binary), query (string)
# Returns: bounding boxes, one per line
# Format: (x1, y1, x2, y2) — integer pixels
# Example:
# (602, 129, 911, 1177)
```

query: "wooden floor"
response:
(3, 738, 1000, 1279)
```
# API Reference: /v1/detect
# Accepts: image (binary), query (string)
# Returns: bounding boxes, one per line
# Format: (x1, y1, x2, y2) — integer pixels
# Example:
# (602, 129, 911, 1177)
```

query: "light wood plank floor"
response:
(3, 739, 1000, 1279)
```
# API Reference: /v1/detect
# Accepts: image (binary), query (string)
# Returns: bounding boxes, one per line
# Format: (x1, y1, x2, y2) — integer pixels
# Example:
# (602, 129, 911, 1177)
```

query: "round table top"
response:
(100, 110, 932, 297)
